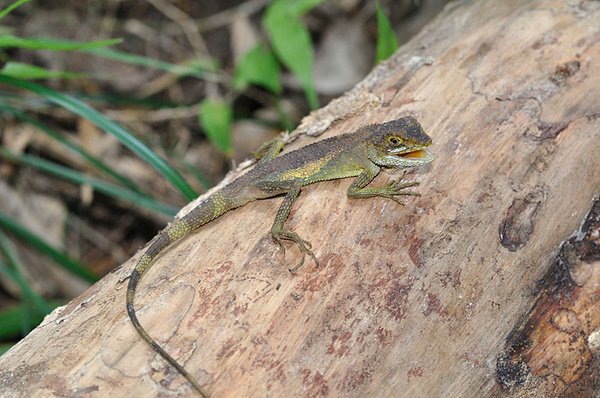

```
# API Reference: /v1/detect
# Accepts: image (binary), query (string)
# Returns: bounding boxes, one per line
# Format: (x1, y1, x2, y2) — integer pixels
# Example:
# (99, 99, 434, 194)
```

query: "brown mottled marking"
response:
(549, 60, 580, 85)
(499, 187, 545, 251)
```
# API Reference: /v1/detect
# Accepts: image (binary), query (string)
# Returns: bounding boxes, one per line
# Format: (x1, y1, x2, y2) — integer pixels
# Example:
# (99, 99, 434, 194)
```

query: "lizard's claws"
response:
(272, 230, 318, 273)
(273, 236, 287, 256)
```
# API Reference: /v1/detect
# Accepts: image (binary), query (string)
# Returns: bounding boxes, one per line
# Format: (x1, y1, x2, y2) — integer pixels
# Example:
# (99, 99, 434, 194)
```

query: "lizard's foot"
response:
(273, 235, 287, 257)
(381, 179, 420, 205)
(387, 178, 420, 192)
(272, 230, 318, 273)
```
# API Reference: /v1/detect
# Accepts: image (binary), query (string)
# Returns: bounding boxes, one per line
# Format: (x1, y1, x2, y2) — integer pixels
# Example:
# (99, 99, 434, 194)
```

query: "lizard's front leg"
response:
(271, 185, 318, 272)
(347, 164, 420, 205)
(252, 137, 285, 163)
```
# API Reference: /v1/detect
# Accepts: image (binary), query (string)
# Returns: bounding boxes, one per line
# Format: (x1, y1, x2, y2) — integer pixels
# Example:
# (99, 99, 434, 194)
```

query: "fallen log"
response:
(1, 0, 599, 397)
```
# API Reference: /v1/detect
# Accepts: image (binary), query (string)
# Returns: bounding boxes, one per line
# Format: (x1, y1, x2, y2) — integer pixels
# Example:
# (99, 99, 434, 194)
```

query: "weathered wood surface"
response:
(1, 0, 599, 397)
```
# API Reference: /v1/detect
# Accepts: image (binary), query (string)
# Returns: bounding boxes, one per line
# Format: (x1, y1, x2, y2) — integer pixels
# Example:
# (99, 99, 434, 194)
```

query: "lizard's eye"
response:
(387, 136, 402, 146)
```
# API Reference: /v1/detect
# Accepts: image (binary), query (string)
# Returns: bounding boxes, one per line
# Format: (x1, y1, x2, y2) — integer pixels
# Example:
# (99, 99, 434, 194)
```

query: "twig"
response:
(146, 0, 209, 59)
(195, 0, 270, 32)
(105, 105, 199, 123)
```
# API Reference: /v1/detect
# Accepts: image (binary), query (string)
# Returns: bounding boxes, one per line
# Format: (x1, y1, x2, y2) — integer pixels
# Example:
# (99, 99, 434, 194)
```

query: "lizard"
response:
(126, 116, 433, 396)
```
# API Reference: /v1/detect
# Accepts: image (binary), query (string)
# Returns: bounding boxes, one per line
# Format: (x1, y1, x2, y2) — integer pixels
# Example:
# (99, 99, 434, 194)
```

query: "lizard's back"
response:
(230, 130, 365, 190)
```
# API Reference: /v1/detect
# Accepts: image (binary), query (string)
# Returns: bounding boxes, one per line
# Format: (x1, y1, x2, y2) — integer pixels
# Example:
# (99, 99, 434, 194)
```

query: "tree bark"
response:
(2, 0, 600, 397)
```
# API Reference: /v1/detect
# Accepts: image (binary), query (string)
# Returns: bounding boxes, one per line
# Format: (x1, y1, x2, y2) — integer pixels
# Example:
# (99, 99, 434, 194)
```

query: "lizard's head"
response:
(366, 116, 433, 168)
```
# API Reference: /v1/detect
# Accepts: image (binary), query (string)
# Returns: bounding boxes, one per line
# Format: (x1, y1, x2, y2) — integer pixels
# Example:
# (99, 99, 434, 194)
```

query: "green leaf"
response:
(76, 92, 180, 109)
(0, 209, 97, 283)
(233, 44, 281, 93)
(0, 62, 84, 80)
(0, 35, 121, 51)
(198, 99, 232, 155)
(0, 75, 197, 201)
(263, 0, 322, 109)
(375, 0, 399, 62)
(0, 0, 32, 21)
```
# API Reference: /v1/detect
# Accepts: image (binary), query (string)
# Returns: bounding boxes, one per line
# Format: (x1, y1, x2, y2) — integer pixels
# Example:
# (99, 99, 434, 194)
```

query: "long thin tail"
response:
(125, 193, 240, 396)
(127, 269, 208, 396)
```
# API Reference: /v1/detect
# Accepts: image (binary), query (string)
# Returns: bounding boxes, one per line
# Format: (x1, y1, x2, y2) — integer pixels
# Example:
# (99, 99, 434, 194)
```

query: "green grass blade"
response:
(0, 304, 24, 340)
(0, 0, 32, 21)
(0, 148, 178, 216)
(1, 105, 144, 194)
(0, 35, 121, 51)
(0, 232, 52, 314)
(78, 92, 180, 109)
(0, 299, 64, 341)
(0, 210, 97, 283)
(0, 264, 45, 335)
(168, 153, 212, 191)
(0, 342, 14, 356)
(85, 47, 218, 78)
(19, 301, 33, 335)
(0, 75, 197, 200)
(0, 261, 50, 316)
(0, 62, 84, 80)
(0, 33, 216, 79)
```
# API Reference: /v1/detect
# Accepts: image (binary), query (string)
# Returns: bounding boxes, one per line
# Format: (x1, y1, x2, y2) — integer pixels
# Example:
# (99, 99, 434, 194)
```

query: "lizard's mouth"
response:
(394, 147, 434, 164)
(381, 145, 434, 166)
(398, 149, 431, 159)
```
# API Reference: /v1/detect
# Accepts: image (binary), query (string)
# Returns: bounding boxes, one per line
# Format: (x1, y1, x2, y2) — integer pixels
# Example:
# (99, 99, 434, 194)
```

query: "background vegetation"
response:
(0, 0, 447, 354)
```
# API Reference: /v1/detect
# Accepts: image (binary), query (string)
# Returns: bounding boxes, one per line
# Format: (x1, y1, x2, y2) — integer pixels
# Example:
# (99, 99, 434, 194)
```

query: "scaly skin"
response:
(126, 116, 433, 396)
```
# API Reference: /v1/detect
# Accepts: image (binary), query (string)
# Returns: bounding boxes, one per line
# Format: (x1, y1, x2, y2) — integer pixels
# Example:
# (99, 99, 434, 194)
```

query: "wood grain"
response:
(1, 0, 599, 397)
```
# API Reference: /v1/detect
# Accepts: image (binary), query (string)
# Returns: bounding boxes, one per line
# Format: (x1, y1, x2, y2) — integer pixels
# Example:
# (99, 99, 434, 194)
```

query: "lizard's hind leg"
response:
(271, 185, 319, 273)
